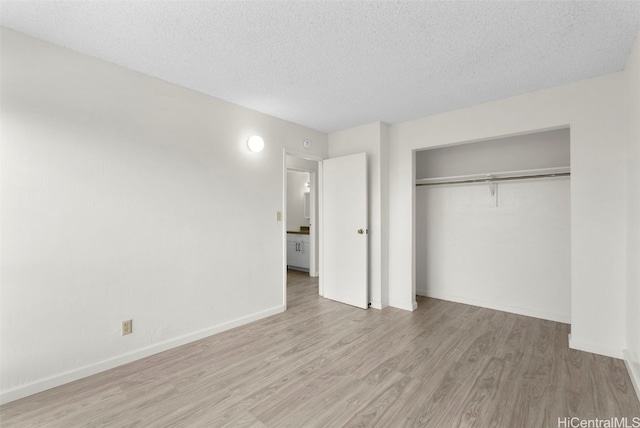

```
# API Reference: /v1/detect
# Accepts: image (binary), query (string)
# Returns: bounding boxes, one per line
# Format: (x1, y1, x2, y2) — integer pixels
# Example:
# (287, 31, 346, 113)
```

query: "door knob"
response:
(357, 229, 365, 234)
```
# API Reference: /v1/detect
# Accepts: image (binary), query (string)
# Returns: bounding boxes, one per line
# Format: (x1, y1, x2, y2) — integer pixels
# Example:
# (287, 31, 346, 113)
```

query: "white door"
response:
(321, 152, 368, 309)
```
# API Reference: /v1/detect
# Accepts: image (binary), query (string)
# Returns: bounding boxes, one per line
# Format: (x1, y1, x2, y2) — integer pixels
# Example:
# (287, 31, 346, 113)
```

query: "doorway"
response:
(284, 152, 321, 308)
(283, 150, 370, 310)
(286, 170, 312, 273)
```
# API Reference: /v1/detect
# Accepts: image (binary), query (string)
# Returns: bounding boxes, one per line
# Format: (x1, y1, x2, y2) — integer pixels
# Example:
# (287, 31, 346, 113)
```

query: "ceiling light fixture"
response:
(247, 135, 264, 153)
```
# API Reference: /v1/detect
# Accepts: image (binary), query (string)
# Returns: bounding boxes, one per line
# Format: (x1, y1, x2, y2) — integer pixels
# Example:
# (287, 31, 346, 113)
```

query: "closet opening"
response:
(414, 128, 571, 323)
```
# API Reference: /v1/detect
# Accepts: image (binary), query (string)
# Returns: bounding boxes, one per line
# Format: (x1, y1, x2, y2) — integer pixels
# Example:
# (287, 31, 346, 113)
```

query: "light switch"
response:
(276, 211, 282, 221)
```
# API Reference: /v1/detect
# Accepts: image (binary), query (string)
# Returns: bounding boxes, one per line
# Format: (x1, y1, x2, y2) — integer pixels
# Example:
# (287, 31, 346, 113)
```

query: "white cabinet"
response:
(287, 233, 310, 271)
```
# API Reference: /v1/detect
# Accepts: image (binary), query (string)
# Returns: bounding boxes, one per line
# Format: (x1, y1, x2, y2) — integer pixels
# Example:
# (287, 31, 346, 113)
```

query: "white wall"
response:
(416, 178, 571, 322)
(625, 33, 640, 393)
(286, 171, 310, 231)
(328, 122, 389, 309)
(415, 128, 570, 179)
(0, 29, 328, 403)
(389, 72, 628, 358)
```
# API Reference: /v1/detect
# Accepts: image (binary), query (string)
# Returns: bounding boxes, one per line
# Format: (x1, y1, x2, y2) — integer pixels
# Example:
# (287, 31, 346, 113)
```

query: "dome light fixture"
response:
(247, 135, 265, 153)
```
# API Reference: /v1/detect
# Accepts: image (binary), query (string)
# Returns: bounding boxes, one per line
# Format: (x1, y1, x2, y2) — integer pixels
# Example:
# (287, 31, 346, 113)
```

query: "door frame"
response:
(283, 149, 324, 309)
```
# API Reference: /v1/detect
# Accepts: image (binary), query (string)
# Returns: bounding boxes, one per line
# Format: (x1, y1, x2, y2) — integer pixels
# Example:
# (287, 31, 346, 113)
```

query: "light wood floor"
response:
(2, 271, 639, 427)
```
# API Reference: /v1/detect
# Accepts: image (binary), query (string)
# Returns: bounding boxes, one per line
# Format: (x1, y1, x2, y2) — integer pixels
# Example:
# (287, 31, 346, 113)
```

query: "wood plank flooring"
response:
(2, 270, 639, 427)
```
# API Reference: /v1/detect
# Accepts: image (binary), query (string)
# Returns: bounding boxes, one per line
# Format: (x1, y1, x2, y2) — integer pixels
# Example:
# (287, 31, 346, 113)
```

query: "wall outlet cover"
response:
(122, 320, 133, 336)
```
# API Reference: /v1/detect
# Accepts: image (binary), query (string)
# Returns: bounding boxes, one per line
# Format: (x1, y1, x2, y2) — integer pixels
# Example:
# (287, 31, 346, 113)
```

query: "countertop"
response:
(288, 227, 310, 235)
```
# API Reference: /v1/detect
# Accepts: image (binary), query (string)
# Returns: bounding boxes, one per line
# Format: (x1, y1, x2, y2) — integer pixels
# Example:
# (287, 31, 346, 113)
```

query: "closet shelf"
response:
(415, 167, 570, 187)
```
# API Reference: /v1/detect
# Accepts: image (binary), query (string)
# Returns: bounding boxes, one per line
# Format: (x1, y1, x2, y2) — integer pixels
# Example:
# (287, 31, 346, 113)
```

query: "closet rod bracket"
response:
(487, 175, 498, 207)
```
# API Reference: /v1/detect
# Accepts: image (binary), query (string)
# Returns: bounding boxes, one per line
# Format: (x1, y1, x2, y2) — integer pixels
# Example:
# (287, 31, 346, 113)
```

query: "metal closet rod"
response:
(415, 172, 571, 187)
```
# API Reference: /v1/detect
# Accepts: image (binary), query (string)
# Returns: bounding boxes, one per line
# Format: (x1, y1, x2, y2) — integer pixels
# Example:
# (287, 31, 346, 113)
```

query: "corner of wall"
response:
(380, 122, 391, 307)
(624, 350, 640, 403)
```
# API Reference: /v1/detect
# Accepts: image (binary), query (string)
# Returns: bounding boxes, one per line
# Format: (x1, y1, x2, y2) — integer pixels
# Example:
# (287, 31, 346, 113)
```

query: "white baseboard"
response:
(417, 289, 570, 324)
(568, 334, 623, 359)
(0, 305, 285, 405)
(624, 349, 640, 403)
(369, 300, 382, 310)
(388, 297, 415, 312)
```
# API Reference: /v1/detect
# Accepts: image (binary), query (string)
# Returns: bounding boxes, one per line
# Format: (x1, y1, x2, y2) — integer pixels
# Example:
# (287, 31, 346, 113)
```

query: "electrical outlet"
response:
(122, 319, 133, 336)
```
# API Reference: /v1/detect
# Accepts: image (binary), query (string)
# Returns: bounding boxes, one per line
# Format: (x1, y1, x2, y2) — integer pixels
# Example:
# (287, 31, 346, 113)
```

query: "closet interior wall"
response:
(415, 128, 571, 323)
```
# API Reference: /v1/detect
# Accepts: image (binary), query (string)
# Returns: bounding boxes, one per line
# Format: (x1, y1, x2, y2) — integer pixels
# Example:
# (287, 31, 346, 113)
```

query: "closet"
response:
(415, 129, 571, 323)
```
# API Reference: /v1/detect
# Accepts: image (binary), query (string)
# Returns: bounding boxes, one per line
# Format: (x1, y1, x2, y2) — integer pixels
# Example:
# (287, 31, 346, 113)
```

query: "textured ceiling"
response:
(1, 1, 639, 133)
